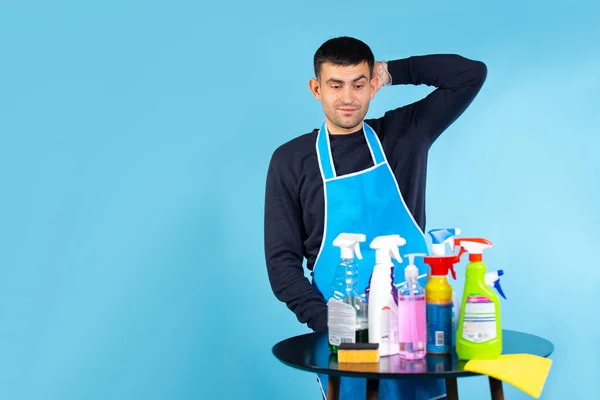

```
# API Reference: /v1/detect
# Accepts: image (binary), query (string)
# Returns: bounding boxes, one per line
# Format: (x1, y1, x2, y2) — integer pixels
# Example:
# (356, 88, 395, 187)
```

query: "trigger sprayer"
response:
(370, 234, 405, 265)
(333, 233, 366, 260)
(485, 270, 507, 299)
(428, 228, 461, 256)
(454, 238, 492, 262)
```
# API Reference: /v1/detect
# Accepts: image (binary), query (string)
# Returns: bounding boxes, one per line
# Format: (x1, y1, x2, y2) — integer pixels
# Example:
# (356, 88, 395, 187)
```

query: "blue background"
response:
(1, 0, 598, 399)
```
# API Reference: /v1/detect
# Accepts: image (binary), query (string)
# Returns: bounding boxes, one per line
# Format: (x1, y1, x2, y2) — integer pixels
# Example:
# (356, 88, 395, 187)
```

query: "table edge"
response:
(271, 351, 479, 380)
(272, 329, 554, 379)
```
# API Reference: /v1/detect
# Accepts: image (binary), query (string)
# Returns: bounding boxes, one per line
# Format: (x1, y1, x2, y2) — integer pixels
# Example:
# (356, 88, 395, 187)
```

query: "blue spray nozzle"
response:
(428, 228, 461, 256)
(428, 228, 461, 244)
(494, 281, 506, 300)
(485, 269, 507, 300)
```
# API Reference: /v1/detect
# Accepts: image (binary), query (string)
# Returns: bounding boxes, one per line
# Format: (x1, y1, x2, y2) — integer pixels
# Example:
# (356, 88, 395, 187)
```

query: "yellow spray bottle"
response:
(454, 238, 504, 360)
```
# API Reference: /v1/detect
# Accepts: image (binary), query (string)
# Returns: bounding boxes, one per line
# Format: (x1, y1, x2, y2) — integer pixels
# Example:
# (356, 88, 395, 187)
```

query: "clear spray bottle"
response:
(327, 233, 368, 353)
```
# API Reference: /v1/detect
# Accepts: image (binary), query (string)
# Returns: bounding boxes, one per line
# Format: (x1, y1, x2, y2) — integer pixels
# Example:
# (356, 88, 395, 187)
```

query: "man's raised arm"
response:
(382, 54, 487, 144)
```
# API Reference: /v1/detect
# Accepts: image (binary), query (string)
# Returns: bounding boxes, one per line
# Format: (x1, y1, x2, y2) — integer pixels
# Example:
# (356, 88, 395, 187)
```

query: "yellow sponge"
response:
(338, 343, 379, 363)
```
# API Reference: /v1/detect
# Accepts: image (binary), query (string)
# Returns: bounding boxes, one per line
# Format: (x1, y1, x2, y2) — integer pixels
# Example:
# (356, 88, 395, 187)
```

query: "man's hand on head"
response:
(373, 61, 392, 93)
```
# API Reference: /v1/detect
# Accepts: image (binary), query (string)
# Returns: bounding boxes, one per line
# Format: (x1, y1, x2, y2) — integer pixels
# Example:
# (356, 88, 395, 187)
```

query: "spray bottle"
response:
(427, 228, 462, 348)
(398, 253, 427, 359)
(454, 238, 504, 360)
(422, 246, 465, 355)
(367, 234, 405, 356)
(327, 233, 368, 354)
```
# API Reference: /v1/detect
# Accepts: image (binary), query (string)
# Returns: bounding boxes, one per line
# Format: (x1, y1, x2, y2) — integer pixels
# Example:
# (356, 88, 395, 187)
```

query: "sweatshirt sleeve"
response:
(264, 152, 328, 332)
(384, 54, 488, 144)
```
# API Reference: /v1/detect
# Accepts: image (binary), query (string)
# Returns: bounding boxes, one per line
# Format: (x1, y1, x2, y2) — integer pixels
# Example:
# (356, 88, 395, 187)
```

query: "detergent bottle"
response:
(454, 238, 503, 360)
(422, 246, 464, 355)
(367, 234, 405, 356)
(327, 233, 368, 354)
(427, 228, 462, 347)
(398, 253, 427, 359)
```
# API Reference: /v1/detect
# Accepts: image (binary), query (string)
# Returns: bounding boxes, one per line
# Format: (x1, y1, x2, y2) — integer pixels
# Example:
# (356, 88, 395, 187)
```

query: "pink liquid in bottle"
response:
(398, 292, 426, 359)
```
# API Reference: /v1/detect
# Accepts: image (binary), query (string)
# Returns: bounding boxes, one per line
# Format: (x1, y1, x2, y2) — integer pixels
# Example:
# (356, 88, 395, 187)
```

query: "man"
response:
(264, 36, 487, 399)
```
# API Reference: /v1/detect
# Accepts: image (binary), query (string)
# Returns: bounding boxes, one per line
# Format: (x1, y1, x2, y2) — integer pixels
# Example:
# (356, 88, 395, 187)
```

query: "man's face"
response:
(309, 61, 377, 134)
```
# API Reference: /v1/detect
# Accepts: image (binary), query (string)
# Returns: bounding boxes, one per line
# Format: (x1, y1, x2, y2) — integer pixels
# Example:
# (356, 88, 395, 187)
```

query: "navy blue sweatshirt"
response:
(264, 54, 487, 332)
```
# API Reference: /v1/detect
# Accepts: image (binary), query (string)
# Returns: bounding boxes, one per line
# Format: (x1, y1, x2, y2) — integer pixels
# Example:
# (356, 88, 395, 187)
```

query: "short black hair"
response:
(313, 36, 375, 79)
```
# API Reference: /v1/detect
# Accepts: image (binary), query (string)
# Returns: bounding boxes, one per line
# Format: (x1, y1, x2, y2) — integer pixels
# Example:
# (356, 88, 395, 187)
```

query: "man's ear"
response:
(370, 76, 379, 100)
(309, 78, 322, 101)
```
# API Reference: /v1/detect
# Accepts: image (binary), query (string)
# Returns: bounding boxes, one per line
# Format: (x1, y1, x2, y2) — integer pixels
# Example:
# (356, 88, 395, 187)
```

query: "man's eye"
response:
(355, 85, 363, 89)
(331, 85, 341, 89)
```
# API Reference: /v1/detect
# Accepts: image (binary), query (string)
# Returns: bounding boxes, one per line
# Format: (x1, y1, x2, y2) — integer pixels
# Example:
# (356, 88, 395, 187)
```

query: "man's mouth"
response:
(339, 108, 358, 113)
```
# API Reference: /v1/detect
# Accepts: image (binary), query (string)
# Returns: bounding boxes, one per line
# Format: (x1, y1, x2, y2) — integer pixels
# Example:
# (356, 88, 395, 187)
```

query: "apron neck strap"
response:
(316, 121, 386, 180)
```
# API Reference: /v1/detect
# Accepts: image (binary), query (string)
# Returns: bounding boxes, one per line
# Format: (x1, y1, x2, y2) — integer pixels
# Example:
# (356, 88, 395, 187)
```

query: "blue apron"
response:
(312, 122, 446, 400)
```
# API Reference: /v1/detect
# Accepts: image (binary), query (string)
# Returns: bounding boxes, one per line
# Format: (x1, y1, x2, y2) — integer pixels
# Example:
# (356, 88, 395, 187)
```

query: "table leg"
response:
(489, 377, 504, 400)
(445, 377, 459, 400)
(366, 379, 379, 400)
(327, 376, 340, 400)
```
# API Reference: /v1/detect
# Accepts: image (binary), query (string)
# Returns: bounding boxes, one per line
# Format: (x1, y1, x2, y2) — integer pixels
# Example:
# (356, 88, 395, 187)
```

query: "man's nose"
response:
(340, 86, 355, 104)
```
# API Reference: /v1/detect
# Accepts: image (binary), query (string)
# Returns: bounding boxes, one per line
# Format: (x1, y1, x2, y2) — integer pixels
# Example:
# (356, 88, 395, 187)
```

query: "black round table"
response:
(272, 329, 553, 400)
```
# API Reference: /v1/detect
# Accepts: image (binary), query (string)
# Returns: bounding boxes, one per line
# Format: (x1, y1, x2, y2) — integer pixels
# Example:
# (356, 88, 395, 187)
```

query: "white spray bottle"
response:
(367, 234, 405, 356)
(327, 233, 367, 353)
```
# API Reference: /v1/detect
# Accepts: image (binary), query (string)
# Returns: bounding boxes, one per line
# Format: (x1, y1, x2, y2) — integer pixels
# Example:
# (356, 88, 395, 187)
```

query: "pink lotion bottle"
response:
(398, 253, 427, 359)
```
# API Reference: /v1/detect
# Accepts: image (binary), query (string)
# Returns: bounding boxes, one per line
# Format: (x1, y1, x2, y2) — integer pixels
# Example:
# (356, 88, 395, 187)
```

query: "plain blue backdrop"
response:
(1, 0, 598, 399)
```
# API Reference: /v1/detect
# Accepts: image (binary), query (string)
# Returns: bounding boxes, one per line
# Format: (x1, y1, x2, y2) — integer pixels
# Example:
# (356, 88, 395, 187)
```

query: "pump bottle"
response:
(327, 233, 368, 354)
(398, 253, 427, 359)
(454, 238, 505, 360)
(367, 234, 405, 357)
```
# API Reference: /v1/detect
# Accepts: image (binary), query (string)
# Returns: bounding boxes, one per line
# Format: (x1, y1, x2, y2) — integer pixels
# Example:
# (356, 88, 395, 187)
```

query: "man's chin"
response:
(339, 121, 363, 130)
(333, 116, 363, 129)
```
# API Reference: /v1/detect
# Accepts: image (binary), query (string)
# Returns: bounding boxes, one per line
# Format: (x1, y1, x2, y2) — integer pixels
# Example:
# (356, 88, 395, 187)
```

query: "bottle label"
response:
(426, 302, 452, 353)
(327, 299, 356, 346)
(462, 295, 497, 343)
(380, 306, 398, 345)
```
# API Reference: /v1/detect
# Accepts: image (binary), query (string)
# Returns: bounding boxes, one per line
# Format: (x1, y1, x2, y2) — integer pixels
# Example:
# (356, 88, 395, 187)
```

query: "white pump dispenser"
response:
(404, 253, 425, 281)
(367, 234, 405, 356)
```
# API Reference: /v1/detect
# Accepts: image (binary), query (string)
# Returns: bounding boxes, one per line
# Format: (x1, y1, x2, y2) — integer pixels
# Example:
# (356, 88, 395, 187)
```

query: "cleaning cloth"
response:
(464, 354, 552, 399)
